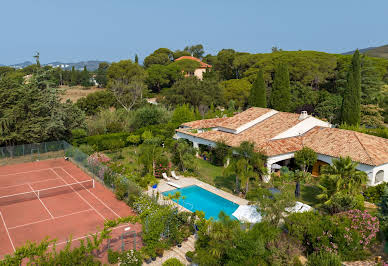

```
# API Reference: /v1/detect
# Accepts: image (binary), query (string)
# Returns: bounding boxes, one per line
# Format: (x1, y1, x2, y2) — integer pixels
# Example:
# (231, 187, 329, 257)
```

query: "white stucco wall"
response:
(272, 117, 331, 140)
(194, 68, 206, 80)
(175, 131, 217, 148)
(316, 154, 388, 186)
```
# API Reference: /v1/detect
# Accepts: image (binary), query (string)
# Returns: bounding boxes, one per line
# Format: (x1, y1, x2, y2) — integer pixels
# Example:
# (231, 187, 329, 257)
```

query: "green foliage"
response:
(270, 62, 291, 111)
(144, 48, 173, 68)
(219, 78, 251, 108)
(76, 90, 116, 116)
(118, 249, 142, 266)
(162, 258, 184, 266)
(364, 182, 387, 203)
(294, 147, 317, 172)
(164, 76, 223, 108)
(285, 211, 374, 260)
(378, 187, 388, 240)
(210, 141, 231, 166)
(107, 249, 120, 264)
(71, 128, 88, 140)
(249, 69, 267, 107)
(184, 44, 205, 59)
(145, 64, 182, 92)
(131, 105, 170, 129)
(170, 140, 197, 173)
(95, 62, 109, 87)
(0, 69, 85, 146)
(171, 104, 196, 124)
(194, 213, 292, 265)
(341, 50, 361, 125)
(307, 251, 342, 266)
(127, 135, 141, 145)
(78, 132, 130, 151)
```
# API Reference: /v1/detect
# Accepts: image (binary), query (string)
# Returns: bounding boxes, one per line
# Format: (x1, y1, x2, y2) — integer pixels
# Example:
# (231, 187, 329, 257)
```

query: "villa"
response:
(174, 56, 212, 80)
(175, 107, 388, 186)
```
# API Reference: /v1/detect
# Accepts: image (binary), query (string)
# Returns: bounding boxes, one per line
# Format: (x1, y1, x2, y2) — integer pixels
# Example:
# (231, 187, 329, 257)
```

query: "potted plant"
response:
(155, 247, 164, 258)
(185, 251, 194, 262)
(142, 251, 152, 264)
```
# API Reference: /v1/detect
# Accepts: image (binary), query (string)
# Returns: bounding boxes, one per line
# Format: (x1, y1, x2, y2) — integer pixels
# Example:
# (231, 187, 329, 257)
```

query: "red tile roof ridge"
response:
(352, 130, 376, 165)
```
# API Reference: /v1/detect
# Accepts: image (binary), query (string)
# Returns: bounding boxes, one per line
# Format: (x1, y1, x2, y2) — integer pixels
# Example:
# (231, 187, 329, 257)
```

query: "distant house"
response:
(175, 107, 388, 186)
(174, 56, 212, 80)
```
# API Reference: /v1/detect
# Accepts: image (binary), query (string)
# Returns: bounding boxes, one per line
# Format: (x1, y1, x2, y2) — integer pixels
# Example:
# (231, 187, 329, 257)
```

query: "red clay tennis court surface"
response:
(0, 158, 142, 262)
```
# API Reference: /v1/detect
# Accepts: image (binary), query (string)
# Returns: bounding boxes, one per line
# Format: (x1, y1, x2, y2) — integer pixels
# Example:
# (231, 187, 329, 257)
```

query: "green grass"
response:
(195, 158, 236, 193)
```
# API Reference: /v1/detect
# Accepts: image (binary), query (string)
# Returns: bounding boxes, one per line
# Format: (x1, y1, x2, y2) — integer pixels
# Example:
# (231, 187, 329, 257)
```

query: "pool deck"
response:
(146, 177, 248, 207)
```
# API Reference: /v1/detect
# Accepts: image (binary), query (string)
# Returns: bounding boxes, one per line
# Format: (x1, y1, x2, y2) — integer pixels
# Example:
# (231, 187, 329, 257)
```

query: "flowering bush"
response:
(154, 157, 170, 179)
(285, 210, 379, 260)
(89, 152, 111, 164)
(118, 249, 141, 266)
(340, 209, 379, 248)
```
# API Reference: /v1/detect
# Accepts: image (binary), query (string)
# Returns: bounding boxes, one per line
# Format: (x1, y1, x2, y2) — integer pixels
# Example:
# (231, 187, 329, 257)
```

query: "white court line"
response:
(49, 223, 132, 248)
(27, 183, 54, 219)
(49, 168, 107, 222)
(0, 211, 15, 251)
(0, 177, 62, 190)
(60, 167, 121, 219)
(8, 209, 95, 230)
(0, 167, 54, 177)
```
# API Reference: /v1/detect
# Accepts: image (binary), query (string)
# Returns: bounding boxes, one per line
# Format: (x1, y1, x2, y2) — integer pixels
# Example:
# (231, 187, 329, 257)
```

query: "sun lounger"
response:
(162, 172, 171, 181)
(167, 182, 181, 188)
(171, 171, 180, 180)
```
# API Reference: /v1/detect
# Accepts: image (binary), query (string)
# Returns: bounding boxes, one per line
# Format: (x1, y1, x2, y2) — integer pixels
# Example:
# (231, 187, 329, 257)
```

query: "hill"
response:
(344, 44, 388, 59)
(6, 60, 107, 71)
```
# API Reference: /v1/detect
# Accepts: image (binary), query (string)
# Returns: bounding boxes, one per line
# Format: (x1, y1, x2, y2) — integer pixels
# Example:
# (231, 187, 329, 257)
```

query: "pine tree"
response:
(135, 54, 139, 64)
(341, 50, 361, 125)
(270, 63, 291, 111)
(249, 69, 266, 107)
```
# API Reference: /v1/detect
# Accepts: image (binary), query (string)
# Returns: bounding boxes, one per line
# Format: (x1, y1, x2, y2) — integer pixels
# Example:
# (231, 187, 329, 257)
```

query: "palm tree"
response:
(321, 156, 367, 195)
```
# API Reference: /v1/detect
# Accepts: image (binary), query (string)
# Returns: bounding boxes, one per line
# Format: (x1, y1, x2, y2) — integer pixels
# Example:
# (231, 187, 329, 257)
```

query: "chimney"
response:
(299, 111, 308, 120)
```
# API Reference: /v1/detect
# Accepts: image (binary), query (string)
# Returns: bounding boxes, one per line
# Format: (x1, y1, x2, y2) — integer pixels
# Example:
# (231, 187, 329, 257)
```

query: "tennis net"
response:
(0, 179, 94, 206)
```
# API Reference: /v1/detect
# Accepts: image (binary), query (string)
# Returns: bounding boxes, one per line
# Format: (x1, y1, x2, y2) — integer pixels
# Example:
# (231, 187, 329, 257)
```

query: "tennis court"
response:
(0, 158, 142, 262)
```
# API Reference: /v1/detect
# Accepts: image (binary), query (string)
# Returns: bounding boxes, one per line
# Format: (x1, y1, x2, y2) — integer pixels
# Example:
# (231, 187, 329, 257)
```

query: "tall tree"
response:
(184, 44, 205, 59)
(95, 62, 109, 87)
(249, 69, 267, 107)
(134, 54, 139, 64)
(70, 66, 78, 86)
(294, 147, 317, 197)
(341, 50, 361, 125)
(270, 63, 291, 111)
(80, 66, 90, 87)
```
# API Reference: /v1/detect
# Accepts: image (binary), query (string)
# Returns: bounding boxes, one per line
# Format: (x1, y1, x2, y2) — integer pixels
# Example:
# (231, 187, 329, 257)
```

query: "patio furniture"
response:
(171, 171, 180, 180)
(167, 182, 181, 188)
(162, 173, 171, 181)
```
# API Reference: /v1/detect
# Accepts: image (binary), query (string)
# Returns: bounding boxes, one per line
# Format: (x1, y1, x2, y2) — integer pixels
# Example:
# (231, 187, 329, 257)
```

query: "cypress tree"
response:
(81, 66, 90, 87)
(270, 63, 291, 112)
(249, 69, 267, 107)
(341, 50, 361, 125)
(70, 66, 77, 86)
(135, 54, 139, 64)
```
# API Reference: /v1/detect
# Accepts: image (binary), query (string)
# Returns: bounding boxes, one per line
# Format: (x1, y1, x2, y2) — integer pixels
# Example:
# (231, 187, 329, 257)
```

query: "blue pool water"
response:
(162, 185, 239, 220)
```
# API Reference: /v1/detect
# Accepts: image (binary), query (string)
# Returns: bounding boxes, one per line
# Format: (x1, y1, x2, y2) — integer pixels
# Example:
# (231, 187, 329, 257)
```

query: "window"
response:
(375, 170, 385, 184)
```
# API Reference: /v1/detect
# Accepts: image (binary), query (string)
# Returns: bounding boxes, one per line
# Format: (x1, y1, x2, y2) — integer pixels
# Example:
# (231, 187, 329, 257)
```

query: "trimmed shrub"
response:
(307, 251, 341, 266)
(162, 258, 184, 266)
(127, 135, 141, 145)
(323, 193, 364, 214)
(71, 128, 87, 139)
(78, 144, 95, 155)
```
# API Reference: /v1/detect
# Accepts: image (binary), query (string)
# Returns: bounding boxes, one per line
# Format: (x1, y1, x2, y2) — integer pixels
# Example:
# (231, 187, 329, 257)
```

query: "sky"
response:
(1, 0, 388, 65)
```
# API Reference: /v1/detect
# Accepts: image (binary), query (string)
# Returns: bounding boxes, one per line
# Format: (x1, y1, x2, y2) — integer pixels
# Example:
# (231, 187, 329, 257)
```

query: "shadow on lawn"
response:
(214, 174, 236, 193)
(301, 185, 321, 207)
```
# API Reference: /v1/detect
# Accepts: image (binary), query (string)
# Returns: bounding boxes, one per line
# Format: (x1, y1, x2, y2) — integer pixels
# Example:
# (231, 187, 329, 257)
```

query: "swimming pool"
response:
(162, 185, 239, 220)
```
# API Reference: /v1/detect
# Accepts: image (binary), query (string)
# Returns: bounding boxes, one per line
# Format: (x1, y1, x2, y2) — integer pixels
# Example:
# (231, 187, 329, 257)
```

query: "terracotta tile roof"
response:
(177, 107, 388, 166)
(182, 117, 229, 129)
(175, 56, 212, 68)
(303, 127, 388, 166)
(217, 107, 273, 130)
